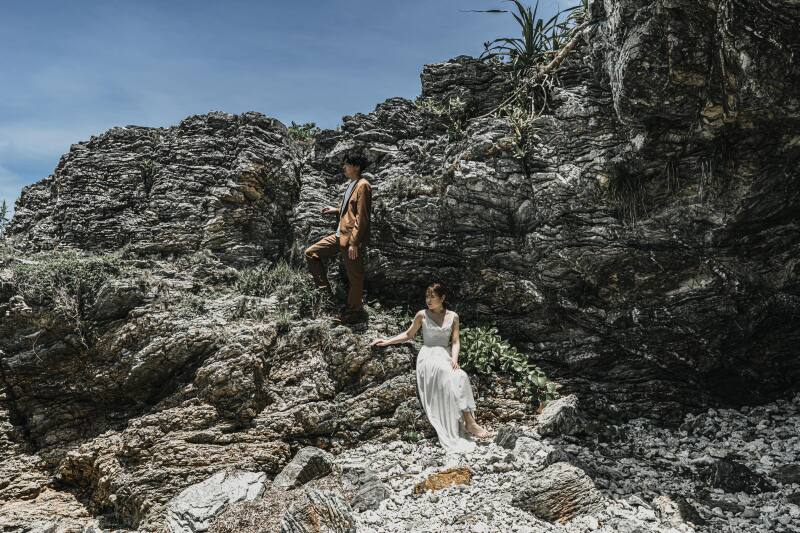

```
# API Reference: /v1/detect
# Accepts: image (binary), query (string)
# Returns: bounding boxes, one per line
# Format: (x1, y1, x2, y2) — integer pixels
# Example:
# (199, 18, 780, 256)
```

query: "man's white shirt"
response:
(335, 178, 360, 238)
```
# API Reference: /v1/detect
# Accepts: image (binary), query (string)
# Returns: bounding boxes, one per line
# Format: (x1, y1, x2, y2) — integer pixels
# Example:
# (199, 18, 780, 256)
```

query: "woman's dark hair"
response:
(426, 282, 447, 310)
(343, 152, 369, 171)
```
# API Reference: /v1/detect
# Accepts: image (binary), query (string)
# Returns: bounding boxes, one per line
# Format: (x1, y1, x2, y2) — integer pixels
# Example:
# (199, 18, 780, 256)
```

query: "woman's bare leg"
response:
(463, 410, 490, 438)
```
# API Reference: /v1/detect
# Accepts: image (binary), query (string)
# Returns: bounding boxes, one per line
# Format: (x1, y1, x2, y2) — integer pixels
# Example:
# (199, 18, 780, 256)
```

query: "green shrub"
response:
(401, 430, 422, 443)
(12, 251, 121, 311)
(414, 95, 470, 139)
(177, 292, 208, 315)
(235, 259, 326, 319)
(287, 121, 321, 142)
(11, 250, 124, 349)
(459, 324, 557, 405)
(273, 308, 293, 333)
(138, 159, 158, 196)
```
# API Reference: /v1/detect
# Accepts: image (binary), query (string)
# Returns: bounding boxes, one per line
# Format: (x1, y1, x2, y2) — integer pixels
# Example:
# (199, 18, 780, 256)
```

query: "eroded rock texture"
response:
(10, 112, 300, 266)
(511, 462, 605, 522)
(2, 0, 799, 529)
(297, 0, 800, 422)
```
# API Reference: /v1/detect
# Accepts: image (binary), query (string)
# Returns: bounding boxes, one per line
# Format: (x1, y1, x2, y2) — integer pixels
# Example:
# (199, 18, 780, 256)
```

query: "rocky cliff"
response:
(2, 0, 799, 530)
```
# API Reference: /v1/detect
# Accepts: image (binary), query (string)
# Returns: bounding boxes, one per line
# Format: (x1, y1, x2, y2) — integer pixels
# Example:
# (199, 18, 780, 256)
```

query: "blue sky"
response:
(0, 0, 563, 220)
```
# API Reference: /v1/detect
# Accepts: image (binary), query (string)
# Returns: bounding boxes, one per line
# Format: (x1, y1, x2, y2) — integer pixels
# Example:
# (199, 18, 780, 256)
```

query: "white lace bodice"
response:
(421, 310, 454, 348)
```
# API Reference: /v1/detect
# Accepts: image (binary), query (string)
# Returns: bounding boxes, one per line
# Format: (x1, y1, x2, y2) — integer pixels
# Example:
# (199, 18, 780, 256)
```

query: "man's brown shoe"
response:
(333, 310, 368, 325)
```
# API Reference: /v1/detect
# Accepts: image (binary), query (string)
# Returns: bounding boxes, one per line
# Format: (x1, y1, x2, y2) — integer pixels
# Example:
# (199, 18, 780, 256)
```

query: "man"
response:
(304, 152, 372, 324)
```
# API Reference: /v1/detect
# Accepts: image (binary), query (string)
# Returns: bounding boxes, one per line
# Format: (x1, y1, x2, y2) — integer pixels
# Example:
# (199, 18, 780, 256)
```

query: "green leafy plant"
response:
(272, 307, 293, 334)
(177, 292, 208, 316)
(459, 324, 558, 405)
(414, 95, 470, 139)
(235, 259, 327, 319)
(474, 0, 589, 75)
(478, 0, 564, 73)
(11, 250, 124, 349)
(401, 430, 422, 443)
(504, 100, 538, 158)
(287, 121, 321, 142)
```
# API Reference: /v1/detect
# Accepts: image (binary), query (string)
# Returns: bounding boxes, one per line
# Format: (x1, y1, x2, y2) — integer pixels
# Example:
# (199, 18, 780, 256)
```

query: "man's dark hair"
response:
(343, 152, 370, 171)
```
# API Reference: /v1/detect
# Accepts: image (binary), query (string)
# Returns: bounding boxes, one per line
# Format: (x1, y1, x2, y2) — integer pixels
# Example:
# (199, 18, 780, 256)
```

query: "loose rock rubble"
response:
(322, 391, 800, 533)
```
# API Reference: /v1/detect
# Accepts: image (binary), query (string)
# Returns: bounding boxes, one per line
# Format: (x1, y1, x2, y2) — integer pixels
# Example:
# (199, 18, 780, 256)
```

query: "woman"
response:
(370, 283, 490, 453)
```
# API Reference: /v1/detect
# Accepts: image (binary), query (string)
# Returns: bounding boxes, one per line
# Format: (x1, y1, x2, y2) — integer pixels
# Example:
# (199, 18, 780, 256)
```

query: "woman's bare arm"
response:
(450, 313, 461, 368)
(371, 311, 424, 347)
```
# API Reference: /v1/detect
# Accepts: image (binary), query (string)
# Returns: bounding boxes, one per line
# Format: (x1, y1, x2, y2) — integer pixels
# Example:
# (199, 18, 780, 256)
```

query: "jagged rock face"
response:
(2, 0, 800, 528)
(9, 112, 300, 266)
(293, 0, 800, 423)
(5, 2, 799, 425)
(0, 246, 530, 530)
(0, 258, 417, 529)
(420, 54, 512, 115)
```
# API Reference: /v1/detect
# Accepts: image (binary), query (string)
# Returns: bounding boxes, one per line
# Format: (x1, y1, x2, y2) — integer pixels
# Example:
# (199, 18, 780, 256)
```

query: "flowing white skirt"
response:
(416, 344, 477, 453)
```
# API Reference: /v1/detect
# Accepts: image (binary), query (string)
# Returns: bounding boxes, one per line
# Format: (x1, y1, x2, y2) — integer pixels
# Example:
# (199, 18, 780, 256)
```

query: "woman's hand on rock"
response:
(371, 338, 389, 348)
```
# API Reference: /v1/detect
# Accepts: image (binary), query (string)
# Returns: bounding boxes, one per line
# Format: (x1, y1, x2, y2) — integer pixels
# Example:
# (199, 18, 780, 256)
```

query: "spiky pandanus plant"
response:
(470, 0, 590, 76)
(478, 0, 560, 74)
(464, 1, 596, 158)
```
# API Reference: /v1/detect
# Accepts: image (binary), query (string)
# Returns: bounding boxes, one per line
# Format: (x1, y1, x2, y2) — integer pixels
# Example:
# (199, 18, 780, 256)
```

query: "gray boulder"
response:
(512, 436, 544, 462)
(351, 481, 391, 513)
(279, 488, 356, 533)
(164, 470, 267, 533)
(340, 461, 390, 512)
(494, 424, 523, 449)
(273, 447, 335, 490)
(699, 458, 776, 494)
(90, 279, 145, 321)
(536, 395, 582, 436)
(511, 462, 604, 523)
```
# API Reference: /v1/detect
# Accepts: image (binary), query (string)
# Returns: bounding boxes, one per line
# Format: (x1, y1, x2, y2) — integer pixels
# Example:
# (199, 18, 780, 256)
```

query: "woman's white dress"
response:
(416, 309, 477, 453)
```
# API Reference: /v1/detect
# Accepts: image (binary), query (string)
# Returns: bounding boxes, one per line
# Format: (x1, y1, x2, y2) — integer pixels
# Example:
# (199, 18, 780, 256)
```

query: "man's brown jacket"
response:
(337, 177, 372, 248)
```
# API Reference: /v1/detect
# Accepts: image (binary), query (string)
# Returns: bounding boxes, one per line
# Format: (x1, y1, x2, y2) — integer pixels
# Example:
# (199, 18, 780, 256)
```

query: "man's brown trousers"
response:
(304, 234, 365, 314)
